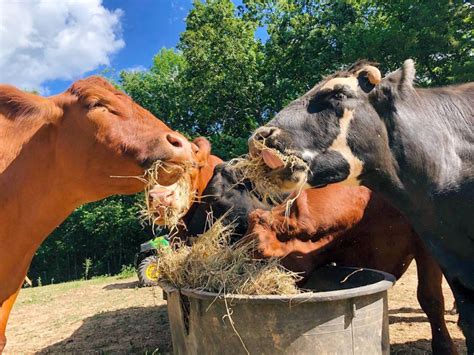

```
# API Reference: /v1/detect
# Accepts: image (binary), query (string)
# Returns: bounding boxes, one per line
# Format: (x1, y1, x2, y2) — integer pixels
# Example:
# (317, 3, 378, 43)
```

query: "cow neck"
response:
(0, 117, 81, 294)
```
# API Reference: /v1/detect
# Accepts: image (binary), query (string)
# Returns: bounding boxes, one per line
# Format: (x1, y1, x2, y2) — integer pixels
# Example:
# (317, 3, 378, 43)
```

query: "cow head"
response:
(246, 191, 331, 279)
(247, 190, 331, 258)
(148, 137, 223, 225)
(53, 76, 197, 201)
(249, 60, 416, 191)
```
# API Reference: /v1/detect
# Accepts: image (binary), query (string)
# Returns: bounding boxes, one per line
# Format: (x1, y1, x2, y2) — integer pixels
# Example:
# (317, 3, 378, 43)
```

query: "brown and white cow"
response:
(249, 60, 474, 352)
(247, 185, 455, 354)
(0, 77, 196, 352)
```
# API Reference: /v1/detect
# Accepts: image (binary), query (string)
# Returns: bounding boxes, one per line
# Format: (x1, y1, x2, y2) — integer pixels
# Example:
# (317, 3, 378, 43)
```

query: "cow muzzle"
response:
(248, 126, 281, 157)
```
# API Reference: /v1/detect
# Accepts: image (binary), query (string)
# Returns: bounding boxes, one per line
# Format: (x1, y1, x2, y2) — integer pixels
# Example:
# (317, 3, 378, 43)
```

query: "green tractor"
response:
(134, 236, 170, 286)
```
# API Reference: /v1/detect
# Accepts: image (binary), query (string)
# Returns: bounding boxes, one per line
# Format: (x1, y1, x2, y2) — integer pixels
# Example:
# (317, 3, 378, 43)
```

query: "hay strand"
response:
(229, 140, 309, 205)
(156, 217, 301, 295)
(140, 161, 195, 231)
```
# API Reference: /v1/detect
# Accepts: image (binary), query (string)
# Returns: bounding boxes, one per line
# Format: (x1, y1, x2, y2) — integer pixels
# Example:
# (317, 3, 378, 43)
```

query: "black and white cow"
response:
(249, 60, 474, 352)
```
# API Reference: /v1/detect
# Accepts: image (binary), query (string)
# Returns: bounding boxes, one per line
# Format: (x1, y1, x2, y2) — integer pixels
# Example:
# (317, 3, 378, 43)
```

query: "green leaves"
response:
(179, 0, 265, 136)
(30, 195, 150, 283)
(120, 48, 187, 131)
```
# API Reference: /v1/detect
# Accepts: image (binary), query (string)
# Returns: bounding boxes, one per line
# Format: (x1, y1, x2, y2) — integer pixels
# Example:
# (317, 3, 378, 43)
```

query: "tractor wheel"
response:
(138, 256, 159, 287)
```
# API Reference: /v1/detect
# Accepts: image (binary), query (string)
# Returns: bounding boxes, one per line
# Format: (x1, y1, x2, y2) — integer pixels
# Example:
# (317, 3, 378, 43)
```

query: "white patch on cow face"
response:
(302, 150, 318, 161)
(328, 109, 364, 186)
(321, 76, 358, 92)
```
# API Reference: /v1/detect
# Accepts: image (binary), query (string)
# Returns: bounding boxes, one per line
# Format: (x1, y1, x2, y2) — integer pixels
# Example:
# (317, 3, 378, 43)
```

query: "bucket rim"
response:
(159, 266, 395, 303)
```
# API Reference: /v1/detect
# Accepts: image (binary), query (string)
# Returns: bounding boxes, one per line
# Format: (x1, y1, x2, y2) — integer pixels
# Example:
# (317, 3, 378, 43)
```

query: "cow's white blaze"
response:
(321, 76, 358, 92)
(328, 109, 363, 186)
(302, 150, 319, 161)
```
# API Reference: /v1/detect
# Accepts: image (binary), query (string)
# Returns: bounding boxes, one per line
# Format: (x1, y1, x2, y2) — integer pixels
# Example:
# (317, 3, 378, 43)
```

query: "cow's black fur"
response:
(181, 163, 273, 242)
(252, 60, 474, 352)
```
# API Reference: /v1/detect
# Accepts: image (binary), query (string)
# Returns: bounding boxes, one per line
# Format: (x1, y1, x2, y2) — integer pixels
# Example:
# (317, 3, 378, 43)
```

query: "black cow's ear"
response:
(398, 59, 416, 94)
(356, 65, 381, 94)
(378, 59, 416, 99)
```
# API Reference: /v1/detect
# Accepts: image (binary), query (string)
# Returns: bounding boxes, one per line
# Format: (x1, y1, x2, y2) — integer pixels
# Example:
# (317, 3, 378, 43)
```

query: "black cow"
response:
(179, 163, 272, 241)
(249, 59, 474, 352)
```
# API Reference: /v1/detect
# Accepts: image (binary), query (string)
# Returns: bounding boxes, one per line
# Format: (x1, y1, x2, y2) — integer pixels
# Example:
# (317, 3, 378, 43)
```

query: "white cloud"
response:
(0, 0, 125, 93)
(124, 65, 147, 73)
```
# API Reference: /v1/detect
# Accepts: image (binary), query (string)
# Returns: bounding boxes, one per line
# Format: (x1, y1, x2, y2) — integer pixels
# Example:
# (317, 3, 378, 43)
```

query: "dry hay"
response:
(156, 217, 301, 295)
(140, 161, 195, 231)
(229, 140, 309, 205)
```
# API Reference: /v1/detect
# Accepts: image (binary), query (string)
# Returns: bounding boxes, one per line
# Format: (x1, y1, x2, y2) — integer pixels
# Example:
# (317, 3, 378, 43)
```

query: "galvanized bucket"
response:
(162, 266, 395, 355)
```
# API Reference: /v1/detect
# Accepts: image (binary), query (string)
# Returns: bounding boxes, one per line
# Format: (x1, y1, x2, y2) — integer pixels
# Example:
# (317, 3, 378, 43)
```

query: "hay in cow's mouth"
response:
(229, 140, 309, 205)
(140, 161, 195, 231)
(156, 217, 301, 295)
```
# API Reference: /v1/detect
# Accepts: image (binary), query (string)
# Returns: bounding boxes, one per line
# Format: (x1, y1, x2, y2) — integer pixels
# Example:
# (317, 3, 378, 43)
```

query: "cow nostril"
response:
(166, 133, 184, 149)
(254, 127, 277, 142)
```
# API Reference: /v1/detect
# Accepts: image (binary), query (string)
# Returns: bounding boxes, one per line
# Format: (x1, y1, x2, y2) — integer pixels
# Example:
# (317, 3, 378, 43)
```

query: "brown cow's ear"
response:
(193, 137, 211, 163)
(356, 65, 382, 94)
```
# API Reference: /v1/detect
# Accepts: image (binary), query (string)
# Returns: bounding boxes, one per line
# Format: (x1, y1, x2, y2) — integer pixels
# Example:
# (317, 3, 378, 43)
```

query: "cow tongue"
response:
(261, 149, 285, 169)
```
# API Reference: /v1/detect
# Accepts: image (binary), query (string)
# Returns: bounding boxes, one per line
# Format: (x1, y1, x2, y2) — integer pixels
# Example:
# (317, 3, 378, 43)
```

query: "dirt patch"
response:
(388, 263, 465, 354)
(4, 263, 466, 354)
(5, 277, 170, 354)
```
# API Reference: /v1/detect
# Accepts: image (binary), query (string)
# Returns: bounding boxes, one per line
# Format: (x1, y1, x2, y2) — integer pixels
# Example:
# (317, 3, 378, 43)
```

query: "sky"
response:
(0, 0, 262, 95)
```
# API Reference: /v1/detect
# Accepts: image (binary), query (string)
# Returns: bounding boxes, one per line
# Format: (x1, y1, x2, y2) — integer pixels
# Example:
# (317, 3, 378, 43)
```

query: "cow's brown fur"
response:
(0, 77, 196, 352)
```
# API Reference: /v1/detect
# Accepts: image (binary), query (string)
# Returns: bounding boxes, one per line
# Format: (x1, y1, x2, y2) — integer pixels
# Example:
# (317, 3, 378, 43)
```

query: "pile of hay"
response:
(156, 218, 301, 295)
(140, 161, 195, 230)
(230, 140, 309, 204)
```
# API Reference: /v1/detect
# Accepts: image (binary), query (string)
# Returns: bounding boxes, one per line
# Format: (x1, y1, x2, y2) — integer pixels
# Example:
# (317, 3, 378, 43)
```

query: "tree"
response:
(245, 0, 473, 113)
(120, 48, 188, 132)
(29, 195, 152, 284)
(178, 0, 265, 137)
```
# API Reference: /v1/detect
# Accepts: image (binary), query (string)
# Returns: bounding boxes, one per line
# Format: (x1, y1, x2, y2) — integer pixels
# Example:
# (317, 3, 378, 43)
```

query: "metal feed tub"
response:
(161, 266, 395, 355)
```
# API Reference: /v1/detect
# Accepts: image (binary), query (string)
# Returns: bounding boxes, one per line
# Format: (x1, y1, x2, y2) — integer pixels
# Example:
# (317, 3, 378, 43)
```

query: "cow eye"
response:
(333, 92, 346, 100)
(88, 101, 105, 110)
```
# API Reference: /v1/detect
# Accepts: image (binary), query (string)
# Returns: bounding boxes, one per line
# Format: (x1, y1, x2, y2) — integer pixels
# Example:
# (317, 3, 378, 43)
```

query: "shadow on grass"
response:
(103, 281, 139, 290)
(38, 306, 171, 354)
(389, 307, 425, 315)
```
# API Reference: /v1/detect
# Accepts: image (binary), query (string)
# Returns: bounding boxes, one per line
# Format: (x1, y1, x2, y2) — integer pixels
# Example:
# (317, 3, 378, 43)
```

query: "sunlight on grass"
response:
(16, 275, 136, 306)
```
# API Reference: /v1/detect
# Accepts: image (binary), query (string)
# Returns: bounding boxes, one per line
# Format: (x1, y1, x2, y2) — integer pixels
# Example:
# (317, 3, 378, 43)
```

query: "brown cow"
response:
(0, 77, 196, 352)
(247, 185, 456, 354)
(148, 137, 223, 226)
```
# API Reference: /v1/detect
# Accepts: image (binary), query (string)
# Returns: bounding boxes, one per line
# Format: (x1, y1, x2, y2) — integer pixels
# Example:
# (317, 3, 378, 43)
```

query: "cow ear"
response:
(379, 59, 416, 98)
(356, 65, 382, 94)
(193, 137, 211, 164)
(398, 59, 416, 93)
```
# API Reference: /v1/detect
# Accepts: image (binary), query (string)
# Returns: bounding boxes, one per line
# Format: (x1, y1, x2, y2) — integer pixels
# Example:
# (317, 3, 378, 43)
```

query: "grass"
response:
(17, 275, 124, 306)
(7, 275, 172, 353)
(116, 264, 136, 279)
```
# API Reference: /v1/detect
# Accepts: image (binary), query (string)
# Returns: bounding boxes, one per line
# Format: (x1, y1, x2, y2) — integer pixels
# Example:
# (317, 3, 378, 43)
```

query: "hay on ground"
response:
(156, 218, 301, 295)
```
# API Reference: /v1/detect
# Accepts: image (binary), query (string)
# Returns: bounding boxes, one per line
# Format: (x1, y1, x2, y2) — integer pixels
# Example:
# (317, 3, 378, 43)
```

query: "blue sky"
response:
(47, 0, 195, 94)
(0, 0, 265, 95)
